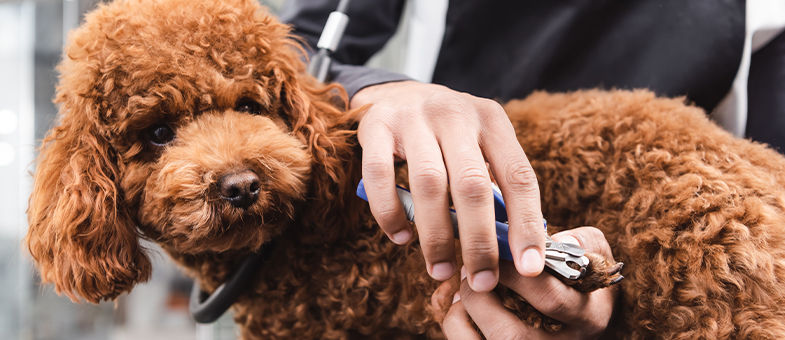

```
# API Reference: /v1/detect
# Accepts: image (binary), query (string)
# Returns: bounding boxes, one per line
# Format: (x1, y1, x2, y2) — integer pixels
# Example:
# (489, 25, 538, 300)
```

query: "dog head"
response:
(26, 0, 356, 303)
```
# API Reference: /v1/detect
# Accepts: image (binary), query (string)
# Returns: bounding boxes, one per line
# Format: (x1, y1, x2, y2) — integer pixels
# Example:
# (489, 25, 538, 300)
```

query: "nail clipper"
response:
(356, 179, 589, 280)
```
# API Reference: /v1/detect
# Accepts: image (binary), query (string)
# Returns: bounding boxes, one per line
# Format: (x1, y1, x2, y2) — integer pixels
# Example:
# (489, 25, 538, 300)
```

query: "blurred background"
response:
(1, 0, 781, 339)
(0, 0, 408, 339)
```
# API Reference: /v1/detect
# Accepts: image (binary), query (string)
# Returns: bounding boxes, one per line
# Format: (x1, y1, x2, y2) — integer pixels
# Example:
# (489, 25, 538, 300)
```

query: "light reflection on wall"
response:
(0, 1, 34, 339)
(0, 110, 17, 167)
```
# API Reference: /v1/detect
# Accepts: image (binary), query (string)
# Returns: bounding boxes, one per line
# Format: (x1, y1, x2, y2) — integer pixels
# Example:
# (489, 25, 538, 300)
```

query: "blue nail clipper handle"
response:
(356, 180, 591, 280)
(355, 179, 542, 262)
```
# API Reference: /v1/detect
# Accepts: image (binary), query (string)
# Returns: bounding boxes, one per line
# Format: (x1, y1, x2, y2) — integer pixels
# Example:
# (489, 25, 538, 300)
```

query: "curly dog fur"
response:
(25, 0, 785, 339)
(506, 92, 785, 338)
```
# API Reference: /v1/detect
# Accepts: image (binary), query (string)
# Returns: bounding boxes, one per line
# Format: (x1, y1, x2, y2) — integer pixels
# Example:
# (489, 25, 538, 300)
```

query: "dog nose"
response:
(219, 171, 261, 209)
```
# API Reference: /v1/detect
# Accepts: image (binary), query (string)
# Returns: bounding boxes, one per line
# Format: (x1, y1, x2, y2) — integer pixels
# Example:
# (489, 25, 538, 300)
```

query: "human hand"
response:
(351, 81, 546, 292)
(440, 228, 620, 340)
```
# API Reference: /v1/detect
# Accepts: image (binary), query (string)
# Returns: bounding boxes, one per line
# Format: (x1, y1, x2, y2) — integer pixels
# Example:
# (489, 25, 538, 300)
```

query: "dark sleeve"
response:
(746, 30, 785, 154)
(279, 0, 413, 98)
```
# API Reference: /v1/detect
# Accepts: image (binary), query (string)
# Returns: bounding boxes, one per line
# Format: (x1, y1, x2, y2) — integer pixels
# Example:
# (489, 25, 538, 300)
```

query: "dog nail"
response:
(431, 262, 454, 281)
(460, 266, 467, 281)
(452, 293, 461, 304)
(608, 262, 624, 275)
(610, 275, 625, 285)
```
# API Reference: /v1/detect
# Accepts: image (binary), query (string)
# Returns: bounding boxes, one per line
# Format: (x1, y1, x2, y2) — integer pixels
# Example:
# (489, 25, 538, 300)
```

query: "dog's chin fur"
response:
(138, 111, 311, 254)
(24, 0, 785, 339)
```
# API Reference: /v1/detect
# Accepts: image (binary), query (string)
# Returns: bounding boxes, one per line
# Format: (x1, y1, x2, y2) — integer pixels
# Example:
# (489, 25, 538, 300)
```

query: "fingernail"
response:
(452, 292, 461, 304)
(558, 235, 580, 246)
(521, 248, 543, 275)
(460, 266, 467, 281)
(470, 270, 497, 292)
(390, 230, 411, 244)
(431, 262, 454, 281)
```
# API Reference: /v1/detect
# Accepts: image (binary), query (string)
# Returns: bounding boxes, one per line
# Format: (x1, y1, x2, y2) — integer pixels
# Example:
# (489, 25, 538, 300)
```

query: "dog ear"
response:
(273, 52, 361, 205)
(26, 92, 151, 303)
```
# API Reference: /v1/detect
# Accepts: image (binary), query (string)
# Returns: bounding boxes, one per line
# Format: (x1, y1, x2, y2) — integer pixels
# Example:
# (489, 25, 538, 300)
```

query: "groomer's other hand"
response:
(352, 81, 545, 292)
(441, 228, 619, 340)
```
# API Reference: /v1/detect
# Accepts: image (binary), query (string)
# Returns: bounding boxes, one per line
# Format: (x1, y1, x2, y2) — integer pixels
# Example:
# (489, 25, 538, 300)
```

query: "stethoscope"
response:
(188, 0, 352, 324)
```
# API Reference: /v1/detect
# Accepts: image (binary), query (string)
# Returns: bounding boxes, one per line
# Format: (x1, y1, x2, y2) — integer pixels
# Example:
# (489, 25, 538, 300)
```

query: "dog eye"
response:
(147, 124, 175, 146)
(235, 98, 262, 115)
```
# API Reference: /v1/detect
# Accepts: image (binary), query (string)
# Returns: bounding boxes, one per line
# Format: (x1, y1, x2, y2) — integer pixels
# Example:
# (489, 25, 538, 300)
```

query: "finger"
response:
(358, 121, 412, 245)
(499, 229, 617, 334)
(499, 262, 604, 324)
(459, 280, 558, 340)
(404, 125, 456, 280)
(437, 114, 499, 292)
(477, 100, 545, 277)
(432, 277, 462, 317)
(442, 295, 482, 340)
(552, 227, 614, 260)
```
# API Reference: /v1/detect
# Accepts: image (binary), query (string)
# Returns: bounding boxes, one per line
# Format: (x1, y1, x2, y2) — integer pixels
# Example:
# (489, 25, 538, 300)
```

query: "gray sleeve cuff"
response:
(330, 63, 413, 99)
(279, 0, 410, 99)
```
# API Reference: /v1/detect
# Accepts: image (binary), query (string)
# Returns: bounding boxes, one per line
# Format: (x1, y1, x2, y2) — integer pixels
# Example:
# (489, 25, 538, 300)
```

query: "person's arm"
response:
(746, 29, 785, 153)
(279, 0, 412, 98)
(283, 1, 548, 290)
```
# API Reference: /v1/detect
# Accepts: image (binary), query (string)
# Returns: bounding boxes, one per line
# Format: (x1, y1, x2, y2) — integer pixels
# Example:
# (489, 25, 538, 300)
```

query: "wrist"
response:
(350, 80, 419, 110)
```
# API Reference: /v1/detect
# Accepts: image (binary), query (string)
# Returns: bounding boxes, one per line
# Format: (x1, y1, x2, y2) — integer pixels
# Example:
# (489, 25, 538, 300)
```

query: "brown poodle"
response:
(25, 0, 785, 339)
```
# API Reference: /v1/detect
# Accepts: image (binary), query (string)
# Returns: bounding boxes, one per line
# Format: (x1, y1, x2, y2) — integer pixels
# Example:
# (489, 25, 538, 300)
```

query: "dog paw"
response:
(564, 252, 624, 292)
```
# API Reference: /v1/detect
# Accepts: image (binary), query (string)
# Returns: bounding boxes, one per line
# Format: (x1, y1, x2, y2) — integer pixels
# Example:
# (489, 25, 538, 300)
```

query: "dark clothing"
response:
(280, 0, 784, 152)
(437, 0, 745, 112)
(280, 0, 411, 97)
(747, 30, 785, 152)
